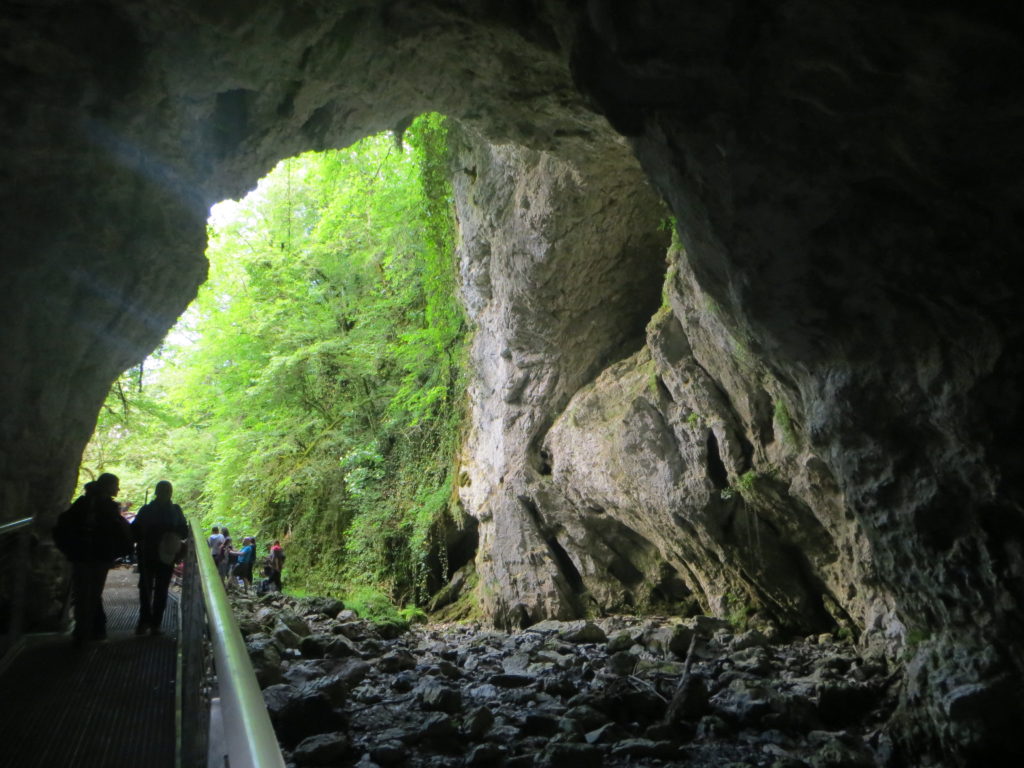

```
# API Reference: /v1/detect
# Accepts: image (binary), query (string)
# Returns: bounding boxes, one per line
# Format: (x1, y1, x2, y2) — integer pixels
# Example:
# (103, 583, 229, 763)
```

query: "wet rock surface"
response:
(239, 594, 897, 767)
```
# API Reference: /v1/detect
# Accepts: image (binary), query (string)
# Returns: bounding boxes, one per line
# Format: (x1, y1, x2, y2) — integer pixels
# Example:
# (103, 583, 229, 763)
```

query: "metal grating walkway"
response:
(0, 567, 178, 768)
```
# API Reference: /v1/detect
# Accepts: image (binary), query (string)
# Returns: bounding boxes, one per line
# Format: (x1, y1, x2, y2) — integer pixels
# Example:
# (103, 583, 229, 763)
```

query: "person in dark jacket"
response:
(52, 473, 131, 647)
(268, 540, 285, 591)
(131, 480, 188, 636)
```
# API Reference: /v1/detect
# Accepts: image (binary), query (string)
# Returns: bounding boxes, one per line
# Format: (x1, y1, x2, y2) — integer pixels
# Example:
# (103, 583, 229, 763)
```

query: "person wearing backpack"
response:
(52, 473, 131, 647)
(234, 537, 256, 591)
(131, 480, 188, 636)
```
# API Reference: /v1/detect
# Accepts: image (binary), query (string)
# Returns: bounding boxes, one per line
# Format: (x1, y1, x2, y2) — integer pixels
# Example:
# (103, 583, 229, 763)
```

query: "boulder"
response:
(282, 659, 334, 684)
(609, 739, 678, 760)
(417, 681, 463, 714)
(262, 684, 345, 747)
(293, 732, 350, 766)
(300, 671, 353, 708)
(324, 634, 360, 658)
(273, 620, 303, 649)
(378, 648, 417, 673)
(299, 634, 327, 658)
(465, 743, 505, 767)
(463, 705, 495, 740)
(246, 635, 284, 688)
(278, 612, 313, 638)
(642, 624, 694, 658)
(488, 673, 535, 689)
(527, 620, 607, 644)
(535, 742, 603, 768)
(300, 596, 346, 619)
(368, 741, 406, 766)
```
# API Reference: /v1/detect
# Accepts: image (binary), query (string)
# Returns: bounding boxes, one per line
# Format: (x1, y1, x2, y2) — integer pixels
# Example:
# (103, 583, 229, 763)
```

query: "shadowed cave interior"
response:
(2, 2, 1023, 764)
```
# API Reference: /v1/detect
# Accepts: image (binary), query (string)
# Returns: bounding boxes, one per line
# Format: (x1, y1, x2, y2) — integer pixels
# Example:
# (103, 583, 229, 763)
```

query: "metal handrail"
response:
(0, 517, 34, 665)
(188, 524, 285, 768)
(0, 517, 33, 536)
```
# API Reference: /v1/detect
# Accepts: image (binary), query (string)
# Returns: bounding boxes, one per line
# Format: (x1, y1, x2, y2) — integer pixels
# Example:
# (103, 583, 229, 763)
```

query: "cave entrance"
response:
(78, 115, 475, 608)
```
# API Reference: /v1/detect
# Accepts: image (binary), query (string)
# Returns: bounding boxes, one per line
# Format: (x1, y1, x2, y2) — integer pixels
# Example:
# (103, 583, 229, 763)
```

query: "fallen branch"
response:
(662, 629, 703, 726)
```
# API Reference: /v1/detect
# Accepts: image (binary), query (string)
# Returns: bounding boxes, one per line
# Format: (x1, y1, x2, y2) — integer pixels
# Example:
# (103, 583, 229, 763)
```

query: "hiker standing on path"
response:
(218, 526, 234, 582)
(52, 473, 131, 647)
(131, 480, 188, 635)
(208, 525, 226, 578)
(234, 536, 256, 591)
(268, 540, 285, 591)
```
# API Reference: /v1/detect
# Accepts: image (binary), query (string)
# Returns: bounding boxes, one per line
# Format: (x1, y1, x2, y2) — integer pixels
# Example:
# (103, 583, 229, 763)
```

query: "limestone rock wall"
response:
(539, 251, 900, 638)
(565, 5, 1024, 761)
(450, 124, 668, 627)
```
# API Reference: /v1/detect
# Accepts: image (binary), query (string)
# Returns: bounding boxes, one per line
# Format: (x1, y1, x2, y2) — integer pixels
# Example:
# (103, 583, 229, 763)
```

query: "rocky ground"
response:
(235, 593, 899, 768)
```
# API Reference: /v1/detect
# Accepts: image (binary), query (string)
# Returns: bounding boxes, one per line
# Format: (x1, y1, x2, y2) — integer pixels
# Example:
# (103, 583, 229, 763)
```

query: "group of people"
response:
(52, 472, 284, 647)
(206, 525, 285, 594)
(53, 473, 187, 645)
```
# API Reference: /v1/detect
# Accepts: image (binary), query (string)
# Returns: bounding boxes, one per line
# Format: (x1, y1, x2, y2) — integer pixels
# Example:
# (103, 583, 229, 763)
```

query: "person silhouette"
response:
(52, 473, 131, 647)
(269, 540, 285, 591)
(131, 481, 188, 636)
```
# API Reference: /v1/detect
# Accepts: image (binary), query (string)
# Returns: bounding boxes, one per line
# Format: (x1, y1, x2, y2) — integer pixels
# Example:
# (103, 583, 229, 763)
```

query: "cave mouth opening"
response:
(75, 74, 680, 617)
(77, 114, 476, 607)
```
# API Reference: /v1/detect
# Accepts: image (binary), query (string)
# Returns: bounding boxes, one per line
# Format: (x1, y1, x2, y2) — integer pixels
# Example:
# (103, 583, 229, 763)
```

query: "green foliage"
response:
(76, 359, 214, 511)
(342, 586, 404, 622)
(737, 470, 759, 494)
(904, 627, 930, 656)
(77, 114, 467, 611)
(660, 264, 678, 310)
(647, 372, 659, 396)
(659, 217, 682, 251)
(720, 470, 760, 501)
(399, 604, 429, 625)
(724, 590, 752, 631)
(773, 398, 797, 447)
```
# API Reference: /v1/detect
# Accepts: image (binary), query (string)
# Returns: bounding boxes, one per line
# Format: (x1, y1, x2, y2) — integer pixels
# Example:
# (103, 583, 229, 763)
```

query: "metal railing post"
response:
(178, 533, 210, 768)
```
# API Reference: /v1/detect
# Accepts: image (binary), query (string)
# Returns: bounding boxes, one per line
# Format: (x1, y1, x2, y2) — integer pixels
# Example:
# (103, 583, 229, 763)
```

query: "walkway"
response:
(0, 567, 178, 768)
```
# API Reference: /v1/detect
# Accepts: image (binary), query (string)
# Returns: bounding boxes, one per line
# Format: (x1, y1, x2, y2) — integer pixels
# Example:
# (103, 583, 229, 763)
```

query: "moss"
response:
(399, 604, 429, 624)
(729, 334, 758, 370)
(702, 294, 721, 318)
(725, 590, 752, 631)
(773, 398, 798, 447)
(660, 265, 679, 309)
(737, 470, 758, 494)
(904, 627, 931, 657)
(432, 574, 484, 623)
(647, 372, 660, 396)
(721, 469, 760, 501)
(342, 585, 406, 623)
(646, 301, 674, 333)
